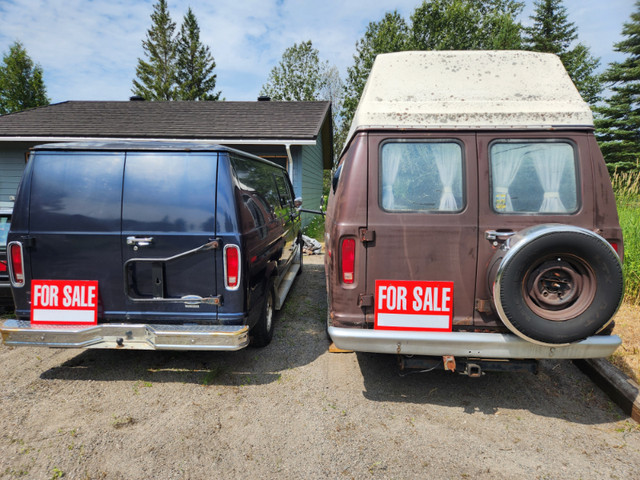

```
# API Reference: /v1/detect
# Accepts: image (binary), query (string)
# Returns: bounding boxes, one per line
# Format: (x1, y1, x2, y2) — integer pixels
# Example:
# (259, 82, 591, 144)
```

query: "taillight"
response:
(341, 238, 356, 284)
(8, 242, 24, 287)
(0, 260, 6, 272)
(224, 244, 241, 290)
(609, 242, 619, 254)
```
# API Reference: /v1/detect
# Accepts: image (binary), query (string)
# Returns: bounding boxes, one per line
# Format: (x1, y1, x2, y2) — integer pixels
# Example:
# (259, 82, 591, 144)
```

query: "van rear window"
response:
(30, 153, 124, 232)
(380, 141, 464, 212)
(490, 141, 578, 214)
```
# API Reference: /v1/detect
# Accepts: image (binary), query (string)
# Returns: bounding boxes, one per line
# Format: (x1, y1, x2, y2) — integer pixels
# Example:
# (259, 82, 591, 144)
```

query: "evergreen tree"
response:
(175, 8, 220, 101)
(595, 1, 640, 171)
(132, 0, 177, 101)
(0, 41, 49, 114)
(524, 0, 601, 104)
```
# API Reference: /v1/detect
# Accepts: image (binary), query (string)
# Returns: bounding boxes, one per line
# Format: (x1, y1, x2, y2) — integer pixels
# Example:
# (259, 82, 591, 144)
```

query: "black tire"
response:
(494, 227, 623, 345)
(326, 310, 332, 341)
(250, 284, 275, 347)
(297, 244, 303, 276)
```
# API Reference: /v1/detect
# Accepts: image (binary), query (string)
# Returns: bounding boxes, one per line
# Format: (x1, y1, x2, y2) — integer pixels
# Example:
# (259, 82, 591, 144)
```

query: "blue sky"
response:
(0, 0, 636, 104)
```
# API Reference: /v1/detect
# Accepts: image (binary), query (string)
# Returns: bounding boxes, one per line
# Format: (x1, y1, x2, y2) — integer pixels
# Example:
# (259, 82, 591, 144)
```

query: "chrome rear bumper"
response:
(0, 319, 249, 351)
(328, 327, 621, 359)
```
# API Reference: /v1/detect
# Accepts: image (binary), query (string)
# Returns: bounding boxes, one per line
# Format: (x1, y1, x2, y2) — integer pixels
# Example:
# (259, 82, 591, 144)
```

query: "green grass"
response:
(302, 214, 324, 241)
(612, 170, 640, 305)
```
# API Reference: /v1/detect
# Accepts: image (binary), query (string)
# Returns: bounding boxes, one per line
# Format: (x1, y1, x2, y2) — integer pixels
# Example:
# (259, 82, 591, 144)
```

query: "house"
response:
(0, 99, 333, 226)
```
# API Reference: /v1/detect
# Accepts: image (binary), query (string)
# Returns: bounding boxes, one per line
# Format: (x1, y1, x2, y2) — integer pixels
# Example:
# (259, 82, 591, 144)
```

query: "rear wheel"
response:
(493, 226, 623, 345)
(250, 284, 275, 347)
(296, 243, 303, 276)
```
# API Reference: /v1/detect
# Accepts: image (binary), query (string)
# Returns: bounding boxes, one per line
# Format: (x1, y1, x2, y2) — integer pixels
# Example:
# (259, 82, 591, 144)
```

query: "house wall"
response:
(298, 131, 325, 228)
(0, 142, 33, 204)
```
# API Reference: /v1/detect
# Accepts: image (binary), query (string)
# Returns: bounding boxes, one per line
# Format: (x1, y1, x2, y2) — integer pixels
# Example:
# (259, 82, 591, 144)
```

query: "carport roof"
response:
(0, 100, 331, 143)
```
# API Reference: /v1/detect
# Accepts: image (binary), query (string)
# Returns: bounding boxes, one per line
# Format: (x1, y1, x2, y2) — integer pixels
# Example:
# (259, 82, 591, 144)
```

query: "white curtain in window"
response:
(433, 144, 460, 211)
(491, 147, 524, 212)
(530, 145, 568, 213)
(382, 145, 403, 209)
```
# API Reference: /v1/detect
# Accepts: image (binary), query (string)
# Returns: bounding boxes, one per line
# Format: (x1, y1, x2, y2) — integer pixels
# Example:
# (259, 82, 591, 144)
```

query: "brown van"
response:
(325, 51, 624, 373)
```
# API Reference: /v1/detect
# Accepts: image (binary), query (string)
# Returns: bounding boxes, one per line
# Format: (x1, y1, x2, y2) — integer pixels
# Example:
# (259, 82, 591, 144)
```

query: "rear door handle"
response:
(485, 230, 515, 243)
(127, 236, 154, 247)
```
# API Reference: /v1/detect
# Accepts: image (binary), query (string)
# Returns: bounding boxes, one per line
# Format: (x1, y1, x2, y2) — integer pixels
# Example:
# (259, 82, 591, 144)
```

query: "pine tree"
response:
(0, 41, 49, 114)
(132, 0, 177, 101)
(524, 0, 601, 105)
(595, 1, 640, 171)
(175, 8, 220, 101)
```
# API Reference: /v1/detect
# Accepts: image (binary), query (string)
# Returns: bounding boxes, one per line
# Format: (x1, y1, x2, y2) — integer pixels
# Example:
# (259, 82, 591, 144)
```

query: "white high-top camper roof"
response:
(345, 50, 593, 145)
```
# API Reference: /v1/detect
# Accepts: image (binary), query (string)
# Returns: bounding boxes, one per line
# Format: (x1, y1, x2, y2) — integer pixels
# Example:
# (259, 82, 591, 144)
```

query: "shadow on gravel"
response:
(39, 262, 328, 387)
(356, 352, 621, 425)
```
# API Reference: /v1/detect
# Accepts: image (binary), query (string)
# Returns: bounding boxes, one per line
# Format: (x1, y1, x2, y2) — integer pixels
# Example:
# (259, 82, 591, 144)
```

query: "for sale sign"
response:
(374, 280, 453, 331)
(31, 280, 98, 325)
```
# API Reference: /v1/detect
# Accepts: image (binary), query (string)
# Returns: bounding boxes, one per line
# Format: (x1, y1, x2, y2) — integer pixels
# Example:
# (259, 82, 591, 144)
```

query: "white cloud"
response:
(0, 0, 635, 102)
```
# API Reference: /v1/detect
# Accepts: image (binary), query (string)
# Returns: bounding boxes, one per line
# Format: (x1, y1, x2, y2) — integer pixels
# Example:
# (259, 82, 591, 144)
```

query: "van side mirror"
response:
(297, 196, 325, 217)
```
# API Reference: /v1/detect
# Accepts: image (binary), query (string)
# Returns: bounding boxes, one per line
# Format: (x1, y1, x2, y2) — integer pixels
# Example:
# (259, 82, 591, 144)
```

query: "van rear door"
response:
(27, 151, 126, 320)
(122, 152, 218, 323)
(365, 133, 479, 330)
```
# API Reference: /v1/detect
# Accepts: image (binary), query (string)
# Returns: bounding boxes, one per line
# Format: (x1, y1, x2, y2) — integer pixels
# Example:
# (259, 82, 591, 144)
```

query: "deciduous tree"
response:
(338, 1, 523, 154)
(0, 41, 49, 114)
(410, 0, 523, 51)
(339, 11, 409, 151)
(260, 40, 332, 101)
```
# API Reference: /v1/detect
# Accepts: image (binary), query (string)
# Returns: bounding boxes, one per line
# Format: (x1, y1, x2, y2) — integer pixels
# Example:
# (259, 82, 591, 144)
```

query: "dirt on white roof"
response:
(346, 50, 593, 145)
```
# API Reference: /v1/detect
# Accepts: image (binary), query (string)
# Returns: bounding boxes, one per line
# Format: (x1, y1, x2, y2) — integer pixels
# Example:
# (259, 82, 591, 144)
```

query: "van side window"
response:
(243, 194, 268, 239)
(490, 141, 578, 214)
(273, 173, 293, 208)
(231, 157, 279, 217)
(380, 141, 464, 212)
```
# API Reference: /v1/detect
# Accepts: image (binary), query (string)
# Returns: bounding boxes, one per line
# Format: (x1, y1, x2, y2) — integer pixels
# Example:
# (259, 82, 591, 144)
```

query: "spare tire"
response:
(491, 224, 623, 346)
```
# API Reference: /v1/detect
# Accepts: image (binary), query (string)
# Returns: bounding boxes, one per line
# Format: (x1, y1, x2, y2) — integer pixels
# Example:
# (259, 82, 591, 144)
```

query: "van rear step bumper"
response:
(328, 327, 621, 359)
(0, 319, 249, 351)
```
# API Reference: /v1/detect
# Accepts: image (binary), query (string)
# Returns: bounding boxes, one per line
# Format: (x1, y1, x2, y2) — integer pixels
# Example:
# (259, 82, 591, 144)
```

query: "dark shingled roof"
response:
(0, 100, 332, 141)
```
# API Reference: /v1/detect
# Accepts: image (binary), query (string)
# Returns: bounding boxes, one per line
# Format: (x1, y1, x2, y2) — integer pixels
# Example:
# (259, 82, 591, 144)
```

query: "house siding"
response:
(0, 144, 30, 203)
(299, 131, 325, 228)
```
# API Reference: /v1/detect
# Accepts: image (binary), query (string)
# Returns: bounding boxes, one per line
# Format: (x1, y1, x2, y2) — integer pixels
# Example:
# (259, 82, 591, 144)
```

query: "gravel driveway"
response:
(1, 254, 639, 479)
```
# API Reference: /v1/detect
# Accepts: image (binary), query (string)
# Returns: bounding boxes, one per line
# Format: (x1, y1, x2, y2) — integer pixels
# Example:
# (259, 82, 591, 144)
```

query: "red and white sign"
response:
(31, 280, 98, 325)
(374, 280, 453, 331)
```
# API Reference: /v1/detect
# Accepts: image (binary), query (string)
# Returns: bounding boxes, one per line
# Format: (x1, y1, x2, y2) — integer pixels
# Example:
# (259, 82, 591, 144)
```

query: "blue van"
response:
(1, 141, 302, 350)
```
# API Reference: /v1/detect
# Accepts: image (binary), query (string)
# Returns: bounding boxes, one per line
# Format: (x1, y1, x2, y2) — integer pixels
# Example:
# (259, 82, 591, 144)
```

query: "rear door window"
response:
(490, 141, 578, 214)
(30, 153, 124, 232)
(123, 153, 216, 232)
(380, 141, 464, 212)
